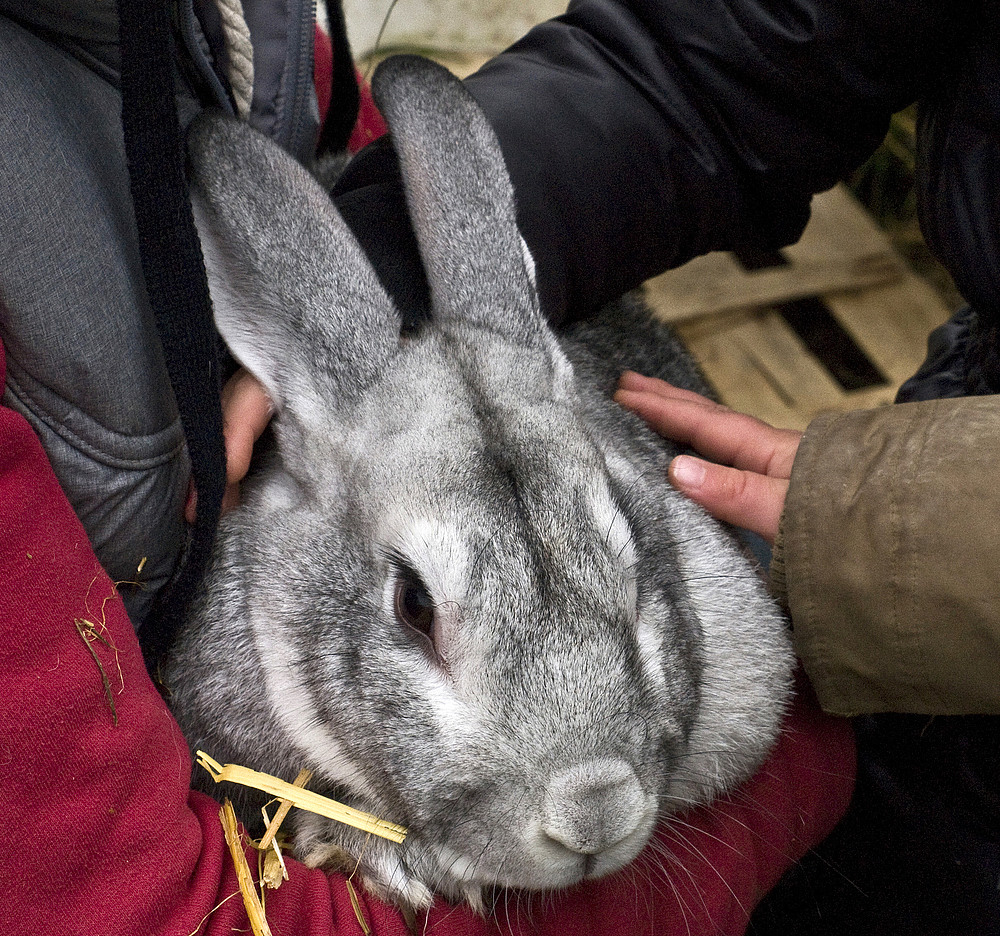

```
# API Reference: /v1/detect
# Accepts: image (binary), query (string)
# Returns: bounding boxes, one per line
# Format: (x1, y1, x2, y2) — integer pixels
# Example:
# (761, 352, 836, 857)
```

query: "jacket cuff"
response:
(768, 510, 789, 610)
(783, 398, 1000, 716)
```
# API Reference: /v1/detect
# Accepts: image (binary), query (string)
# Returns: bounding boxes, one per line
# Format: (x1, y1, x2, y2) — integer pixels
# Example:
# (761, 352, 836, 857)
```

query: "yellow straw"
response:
(220, 800, 273, 936)
(197, 752, 407, 843)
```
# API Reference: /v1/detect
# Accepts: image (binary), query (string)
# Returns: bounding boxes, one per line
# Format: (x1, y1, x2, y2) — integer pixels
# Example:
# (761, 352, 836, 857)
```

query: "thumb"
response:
(669, 455, 787, 545)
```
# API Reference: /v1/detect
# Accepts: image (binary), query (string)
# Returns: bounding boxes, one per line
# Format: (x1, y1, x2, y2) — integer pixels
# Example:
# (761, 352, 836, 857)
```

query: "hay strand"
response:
(259, 767, 313, 852)
(74, 575, 125, 727)
(220, 799, 274, 936)
(197, 752, 407, 843)
(260, 842, 287, 890)
(75, 617, 119, 726)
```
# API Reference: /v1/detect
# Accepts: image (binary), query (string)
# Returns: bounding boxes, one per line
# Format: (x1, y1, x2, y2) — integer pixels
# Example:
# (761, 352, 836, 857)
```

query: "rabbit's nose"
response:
(541, 759, 651, 856)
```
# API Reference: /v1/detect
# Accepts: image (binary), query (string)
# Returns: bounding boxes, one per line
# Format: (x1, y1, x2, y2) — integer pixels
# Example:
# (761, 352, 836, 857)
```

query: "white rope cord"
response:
(215, 0, 255, 118)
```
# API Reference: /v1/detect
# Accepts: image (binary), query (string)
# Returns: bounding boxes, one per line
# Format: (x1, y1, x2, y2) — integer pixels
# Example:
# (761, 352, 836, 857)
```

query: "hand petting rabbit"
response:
(164, 55, 794, 913)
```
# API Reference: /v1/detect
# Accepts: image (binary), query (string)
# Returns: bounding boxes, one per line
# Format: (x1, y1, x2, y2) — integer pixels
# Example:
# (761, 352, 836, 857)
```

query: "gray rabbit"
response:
(164, 55, 794, 912)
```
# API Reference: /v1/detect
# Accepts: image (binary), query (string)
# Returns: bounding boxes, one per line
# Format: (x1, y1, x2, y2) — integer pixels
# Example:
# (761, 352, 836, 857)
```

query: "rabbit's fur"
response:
(165, 55, 794, 912)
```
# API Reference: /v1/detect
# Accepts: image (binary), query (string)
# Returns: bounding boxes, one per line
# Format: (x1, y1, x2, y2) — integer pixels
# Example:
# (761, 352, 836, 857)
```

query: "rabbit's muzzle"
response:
(541, 758, 653, 856)
(533, 757, 657, 880)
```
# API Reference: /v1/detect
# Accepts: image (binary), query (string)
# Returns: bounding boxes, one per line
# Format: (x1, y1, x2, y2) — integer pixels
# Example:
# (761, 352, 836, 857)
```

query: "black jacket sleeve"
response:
(336, 0, 970, 326)
(463, 0, 970, 322)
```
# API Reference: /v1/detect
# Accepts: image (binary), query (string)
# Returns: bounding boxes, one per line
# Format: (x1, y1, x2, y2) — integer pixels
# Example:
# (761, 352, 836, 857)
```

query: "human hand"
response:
(184, 368, 274, 524)
(614, 372, 802, 544)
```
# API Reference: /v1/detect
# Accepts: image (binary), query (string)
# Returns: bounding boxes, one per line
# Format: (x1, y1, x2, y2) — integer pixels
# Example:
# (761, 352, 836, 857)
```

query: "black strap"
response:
(117, 0, 226, 672)
(317, 0, 361, 155)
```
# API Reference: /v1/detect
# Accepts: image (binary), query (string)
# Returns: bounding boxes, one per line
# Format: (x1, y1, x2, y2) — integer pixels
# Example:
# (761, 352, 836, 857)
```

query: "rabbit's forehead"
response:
(364, 363, 605, 496)
(376, 473, 634, 612)
(359, 347, 639, 595)
(370, 326, 571, 423)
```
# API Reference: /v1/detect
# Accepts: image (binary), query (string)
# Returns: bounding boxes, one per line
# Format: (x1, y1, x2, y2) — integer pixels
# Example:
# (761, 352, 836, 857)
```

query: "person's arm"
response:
(462, 0, 967, 323)
(781, 396, 1000, 715)
(618, 373, 1000, 716)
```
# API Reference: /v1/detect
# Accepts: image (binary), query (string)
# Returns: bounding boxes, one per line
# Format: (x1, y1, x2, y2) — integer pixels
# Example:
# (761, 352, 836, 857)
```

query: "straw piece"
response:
(261, 845, 287, 890)
(197, 752, 407, 843)
(346, 878, 373, 936)
(259, 767, 313, 852)
(220, 799, 273, 936)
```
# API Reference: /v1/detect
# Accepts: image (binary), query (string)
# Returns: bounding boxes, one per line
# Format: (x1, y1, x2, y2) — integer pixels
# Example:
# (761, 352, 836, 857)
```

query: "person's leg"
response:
(0, 16, 189, 625)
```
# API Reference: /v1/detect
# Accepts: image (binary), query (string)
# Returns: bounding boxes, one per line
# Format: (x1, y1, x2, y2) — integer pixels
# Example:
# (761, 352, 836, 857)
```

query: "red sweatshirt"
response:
(0, 339, 854, 935)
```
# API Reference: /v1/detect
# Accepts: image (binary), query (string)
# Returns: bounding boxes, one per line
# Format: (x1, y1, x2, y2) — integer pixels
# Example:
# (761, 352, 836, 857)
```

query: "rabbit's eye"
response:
(393, 570, 436, 641)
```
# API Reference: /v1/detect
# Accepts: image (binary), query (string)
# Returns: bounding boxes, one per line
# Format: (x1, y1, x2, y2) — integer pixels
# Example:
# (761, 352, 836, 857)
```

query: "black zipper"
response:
(280, 0, 319, 160)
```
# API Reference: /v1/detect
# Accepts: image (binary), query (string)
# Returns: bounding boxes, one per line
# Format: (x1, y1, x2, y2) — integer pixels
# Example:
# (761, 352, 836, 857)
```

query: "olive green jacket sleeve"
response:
(771, 395, 1000, 716)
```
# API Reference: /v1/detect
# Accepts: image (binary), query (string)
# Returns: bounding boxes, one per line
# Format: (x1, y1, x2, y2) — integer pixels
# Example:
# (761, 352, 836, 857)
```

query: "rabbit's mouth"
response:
(301, 797, 657, 914)
(390, 821, 655, 915)
(405, 766, 660, 896)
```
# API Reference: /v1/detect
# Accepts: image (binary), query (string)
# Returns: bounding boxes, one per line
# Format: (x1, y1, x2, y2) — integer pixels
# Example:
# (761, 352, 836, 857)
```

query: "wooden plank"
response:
(674, 307, 909, 429)
(674, 309, 844, 430)
(646, 186, 906, 322)
(647, 250, 904, 323)
(824, 276, 952, 387)
(645, 184, 955, 427)
(784, 184, 895, 266)
(343, 0, 565, 60)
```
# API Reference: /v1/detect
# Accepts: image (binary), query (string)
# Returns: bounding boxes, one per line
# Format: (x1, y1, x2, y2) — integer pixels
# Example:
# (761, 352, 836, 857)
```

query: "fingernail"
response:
(618, 370, 650, 390)
(671, 455, 706, 489)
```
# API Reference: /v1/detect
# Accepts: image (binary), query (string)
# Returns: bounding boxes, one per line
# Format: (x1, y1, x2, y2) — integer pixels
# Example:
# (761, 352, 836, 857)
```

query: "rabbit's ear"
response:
(187, 113, 400, 415)
(371, 56, 544, 345)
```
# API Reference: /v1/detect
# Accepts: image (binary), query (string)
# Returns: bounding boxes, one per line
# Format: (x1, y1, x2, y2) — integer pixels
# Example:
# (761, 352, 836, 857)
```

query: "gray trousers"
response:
(0, 15, 189, 624)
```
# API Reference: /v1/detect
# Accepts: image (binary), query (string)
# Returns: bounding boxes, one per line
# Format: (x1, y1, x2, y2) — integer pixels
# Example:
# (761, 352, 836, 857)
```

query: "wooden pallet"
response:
(644, 185, 955, 429)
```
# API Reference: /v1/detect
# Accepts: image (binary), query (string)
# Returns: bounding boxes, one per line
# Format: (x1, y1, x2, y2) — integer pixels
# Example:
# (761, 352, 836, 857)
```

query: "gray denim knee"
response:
(0, 16, 189, 624)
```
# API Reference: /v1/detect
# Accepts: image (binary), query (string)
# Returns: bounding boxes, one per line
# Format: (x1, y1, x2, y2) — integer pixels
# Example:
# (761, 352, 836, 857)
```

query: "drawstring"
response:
(117, 0, 227, 673)
(318, 0, 361, 155)
(215, 0, 255, 116)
